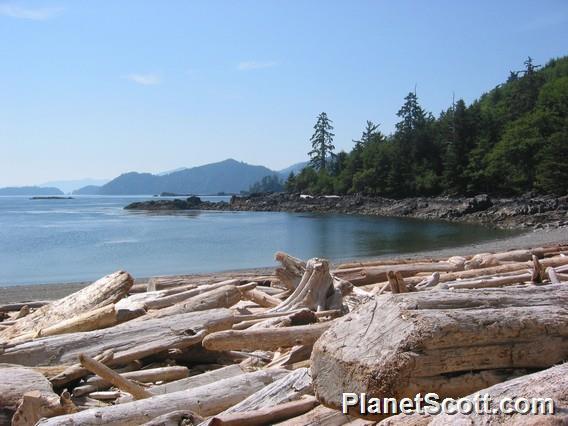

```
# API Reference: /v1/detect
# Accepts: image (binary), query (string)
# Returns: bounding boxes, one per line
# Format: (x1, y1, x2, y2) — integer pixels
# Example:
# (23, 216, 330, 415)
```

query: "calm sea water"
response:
(0, 196, 516, 286)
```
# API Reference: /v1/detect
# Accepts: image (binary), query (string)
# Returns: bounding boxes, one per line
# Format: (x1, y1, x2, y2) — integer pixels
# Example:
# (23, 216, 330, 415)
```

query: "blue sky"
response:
(1, 1, 567, 186)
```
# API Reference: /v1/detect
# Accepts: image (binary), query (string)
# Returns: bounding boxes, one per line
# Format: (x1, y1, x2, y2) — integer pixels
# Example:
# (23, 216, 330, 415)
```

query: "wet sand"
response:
(1, 227, 567, 304)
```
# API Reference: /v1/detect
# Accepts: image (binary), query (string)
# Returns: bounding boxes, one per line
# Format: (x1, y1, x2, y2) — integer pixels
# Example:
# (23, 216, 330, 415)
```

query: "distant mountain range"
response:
(0, 186, 63, 196)
(39, 178, 110, 194)
(0, 159, 307, 196)
(73, 159, 307, 195)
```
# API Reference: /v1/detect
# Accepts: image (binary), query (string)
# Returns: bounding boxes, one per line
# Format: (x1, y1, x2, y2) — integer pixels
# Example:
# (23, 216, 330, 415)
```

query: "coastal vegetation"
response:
(286, 56, 568, 196)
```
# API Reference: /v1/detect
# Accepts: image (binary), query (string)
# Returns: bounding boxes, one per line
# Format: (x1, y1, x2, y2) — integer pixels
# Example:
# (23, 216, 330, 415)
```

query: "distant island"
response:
(72, 159, 307, 196)
(0, 186, 64, 196)
(30, 196, 74, 200)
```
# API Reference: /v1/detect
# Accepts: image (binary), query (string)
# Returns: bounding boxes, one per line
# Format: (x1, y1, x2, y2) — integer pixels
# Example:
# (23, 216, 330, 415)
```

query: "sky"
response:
(1, 1, 568, 186)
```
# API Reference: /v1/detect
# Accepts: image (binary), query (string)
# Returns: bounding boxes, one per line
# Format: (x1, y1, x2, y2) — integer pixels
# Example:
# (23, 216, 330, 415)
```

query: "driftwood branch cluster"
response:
(0, 244, 567, 424)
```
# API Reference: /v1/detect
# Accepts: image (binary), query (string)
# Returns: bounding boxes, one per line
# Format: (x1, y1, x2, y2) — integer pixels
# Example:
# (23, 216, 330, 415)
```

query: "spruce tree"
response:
(308, 112, 335, 170)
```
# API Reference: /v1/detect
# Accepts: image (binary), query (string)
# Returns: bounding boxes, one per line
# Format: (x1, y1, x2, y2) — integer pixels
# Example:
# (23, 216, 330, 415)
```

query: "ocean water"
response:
(0, 195, 517, 286)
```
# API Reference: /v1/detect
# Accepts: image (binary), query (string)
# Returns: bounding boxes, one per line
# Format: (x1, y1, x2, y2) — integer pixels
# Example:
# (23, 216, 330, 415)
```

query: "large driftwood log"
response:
(273, 404, 354, 426)
(37, 369, 288, 426)
(379, 362, 568, 425)
(203, 322, 332, 352)
(0, 309, 234, 366)
(271, 258, 334, 312)
(311, 284, 568, 417)
(0, 271, 133, 342)
(0, 365, 75, 425)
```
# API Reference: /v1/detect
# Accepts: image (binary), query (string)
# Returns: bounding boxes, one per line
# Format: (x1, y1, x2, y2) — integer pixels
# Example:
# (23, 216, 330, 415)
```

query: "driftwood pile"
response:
(0, 245, 567, 425)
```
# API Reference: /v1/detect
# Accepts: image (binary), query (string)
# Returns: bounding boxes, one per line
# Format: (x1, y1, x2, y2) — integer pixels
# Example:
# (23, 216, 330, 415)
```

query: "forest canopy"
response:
(285, 56, 568, 197)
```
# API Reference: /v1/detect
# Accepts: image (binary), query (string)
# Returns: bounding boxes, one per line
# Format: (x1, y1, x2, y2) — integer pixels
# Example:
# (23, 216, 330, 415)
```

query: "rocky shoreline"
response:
(125, 193, 568, 230)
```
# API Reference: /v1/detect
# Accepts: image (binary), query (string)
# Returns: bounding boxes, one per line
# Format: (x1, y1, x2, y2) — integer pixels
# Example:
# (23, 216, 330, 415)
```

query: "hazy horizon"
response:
(1, 0, 568, 186)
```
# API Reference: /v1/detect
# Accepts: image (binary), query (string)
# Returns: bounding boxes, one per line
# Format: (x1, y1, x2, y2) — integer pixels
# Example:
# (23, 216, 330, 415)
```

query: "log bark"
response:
(79, 353, 153, 400)
(73, 365, 189, 397)
(0, 308, 233, 367)
(37, 369, 288, 426)
(203, 322, 332, 352)
(270, 258, 334, 312)
(311, 284, 568, 417)
(0, 271, 133, 342)
(117, 364, 244, 403)
(207, 396, 318, 426)
(379, 363, 568, 425)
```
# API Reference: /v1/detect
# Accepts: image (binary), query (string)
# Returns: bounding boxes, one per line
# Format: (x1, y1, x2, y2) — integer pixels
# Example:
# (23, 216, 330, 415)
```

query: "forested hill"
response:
(287, 56, 568, 197)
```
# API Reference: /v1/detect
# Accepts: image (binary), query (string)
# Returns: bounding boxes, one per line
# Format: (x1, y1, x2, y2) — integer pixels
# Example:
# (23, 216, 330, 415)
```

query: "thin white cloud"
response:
(125, 73, 161, 86)
(0, 4, 63, 20)
(237, 61, 277, 71)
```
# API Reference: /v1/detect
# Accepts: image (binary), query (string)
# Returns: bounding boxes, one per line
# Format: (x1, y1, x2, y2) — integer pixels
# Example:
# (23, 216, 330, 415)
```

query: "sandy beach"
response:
(2, 226, 566, 304)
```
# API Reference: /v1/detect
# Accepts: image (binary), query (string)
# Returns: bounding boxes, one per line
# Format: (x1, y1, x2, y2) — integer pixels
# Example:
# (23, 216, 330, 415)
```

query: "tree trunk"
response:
(0, 271, 133, 343)
(311, 284, 568, 418)
(37, 369, 288, 426)
(270, 258, 334, 312)
(203, 322, 332, 352)
(0, 308, 234, 367)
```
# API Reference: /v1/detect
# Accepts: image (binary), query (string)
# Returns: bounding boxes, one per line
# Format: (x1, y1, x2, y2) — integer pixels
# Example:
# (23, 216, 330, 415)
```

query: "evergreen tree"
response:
(353, 121, 380, 149)
(308, 112, 335, 170)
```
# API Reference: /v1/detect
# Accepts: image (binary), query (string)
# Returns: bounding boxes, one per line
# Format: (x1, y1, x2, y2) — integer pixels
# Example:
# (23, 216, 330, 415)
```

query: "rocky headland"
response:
(125, 193, 568, 230)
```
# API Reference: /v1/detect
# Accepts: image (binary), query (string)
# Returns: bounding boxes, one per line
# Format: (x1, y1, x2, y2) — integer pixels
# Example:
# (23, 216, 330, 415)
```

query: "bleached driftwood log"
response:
(144, 279, 242, 310)
(379, 362, 568, 425)
(311, 284, 568, 417)
(0, 309, 233, 366)
(0, 365, 75, 425)
(274, 252, 306, 290)
(206, 396, 319, 426)
(271, 258, 334, 313)
(37, 369, 288, 426)
(79, 353, 152, 400)
(144, 285, 242, 318)
(203, 322, 332, 352)
(117, 364, 244, 403)
(334, 262, 462, 286)
(10, 303, 145, 344)
(0, 271, 133, 342)
(74, 365, 189, 397)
